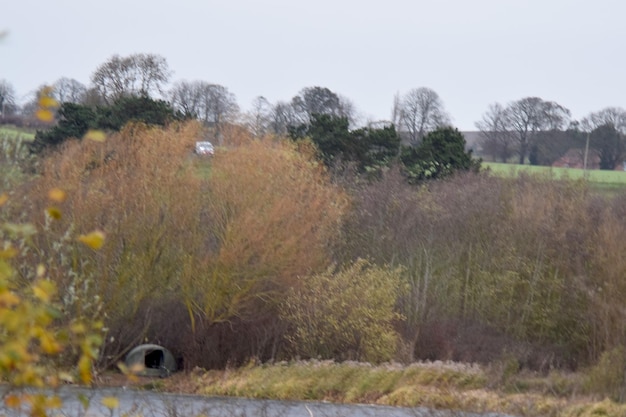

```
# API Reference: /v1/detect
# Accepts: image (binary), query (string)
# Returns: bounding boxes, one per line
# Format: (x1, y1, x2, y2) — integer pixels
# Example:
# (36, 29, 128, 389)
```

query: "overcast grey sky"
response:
(2, 0, 625, 129)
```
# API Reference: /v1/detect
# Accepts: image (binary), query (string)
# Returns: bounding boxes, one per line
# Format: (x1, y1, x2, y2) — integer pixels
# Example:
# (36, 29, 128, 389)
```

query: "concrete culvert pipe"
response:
(124, 344, 178, 378)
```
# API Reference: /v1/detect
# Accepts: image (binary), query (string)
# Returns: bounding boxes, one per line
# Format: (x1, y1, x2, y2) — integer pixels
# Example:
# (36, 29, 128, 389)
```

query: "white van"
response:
(195, 141, 214, 156)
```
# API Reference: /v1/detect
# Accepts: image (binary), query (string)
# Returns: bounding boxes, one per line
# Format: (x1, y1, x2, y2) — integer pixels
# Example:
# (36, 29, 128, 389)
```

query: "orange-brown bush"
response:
(204, 137, 347, 303)
(9, 121, 347, 368)
(176, 135, 348, 366)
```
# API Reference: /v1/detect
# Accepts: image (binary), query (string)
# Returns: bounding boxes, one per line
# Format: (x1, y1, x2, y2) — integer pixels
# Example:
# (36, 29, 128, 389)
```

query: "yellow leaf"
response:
(0, 291, 20, 307)
(40, 332, 63, 354)
(46, 207, 62, 220)
(70, 322, 86, 334)
(58, 371, 74, 384)
(101, 396, 119, 409)
(2, 311, 24, 332)
(117, 361, 129, 374)
(0, 192, 8, 206)
(45, 374, 60, 388)
(77, 230, 106, 250)
(32, 279, 56, 302)
(83, 129, 107, 142)
(4, 394, 21, 408)
(129, 362, 146, 375)
(46, 395, 62, 409)
(117, 362, 144, 382)
(36, 109, 54, 122)
(32, 285, 49, 302)
(39, 96, 58, 109)
(78, 355, 92, 384)
(48, 188, 66, 202)
(36, 264, 46, 278)
(0, 246, 18, 259)
(27, 394, 47, 417)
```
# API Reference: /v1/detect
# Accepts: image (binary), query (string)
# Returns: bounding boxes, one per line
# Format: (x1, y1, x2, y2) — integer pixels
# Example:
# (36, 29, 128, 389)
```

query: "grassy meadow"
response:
(484, 161, 626, 194)
(0, 125, 35, 141)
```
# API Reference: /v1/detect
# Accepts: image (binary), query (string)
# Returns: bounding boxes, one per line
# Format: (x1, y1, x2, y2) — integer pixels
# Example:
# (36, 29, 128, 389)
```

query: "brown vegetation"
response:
(5, 121, 348, 370)
(5, 120, 626, 401)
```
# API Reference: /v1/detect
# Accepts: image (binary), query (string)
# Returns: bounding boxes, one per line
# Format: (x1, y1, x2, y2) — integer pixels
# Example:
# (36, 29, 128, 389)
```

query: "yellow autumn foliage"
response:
(0, 188, 106, 416)
(77, 229, 106, 250)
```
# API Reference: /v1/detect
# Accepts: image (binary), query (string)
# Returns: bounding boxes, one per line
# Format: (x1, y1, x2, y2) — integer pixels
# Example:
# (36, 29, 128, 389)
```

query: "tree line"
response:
(476, 99, 626, 169)
(2, 52, 626, 169)
(0, 52, 478, 182)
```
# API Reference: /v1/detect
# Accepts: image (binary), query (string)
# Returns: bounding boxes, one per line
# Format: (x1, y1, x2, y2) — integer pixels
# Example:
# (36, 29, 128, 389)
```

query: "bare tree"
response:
(91, 53, 171, 104)
(475, 103, 513, 162)
(580, 107, 626, 170)
(504, 97, 570, 164)
(245, 96, 272, 137)
(398, 87, 450, 144)
(53, 77, 87, 104)
(337, 94, 359, 126)
(390, 92, 402, 128)
(542, 100, 571, 131)
(0, 79, 16, 117)
(583, 107, 626, 133)
(135, 53, 171, 96)
(591, 124, 624, 170)
(81, 87, 106, 107)
(169, 80, 204, 118)
(270, 100, 298, 136)
(291, 86, 354, 125)
(200, 84, 239, 133)
(169, 80, 239, 128)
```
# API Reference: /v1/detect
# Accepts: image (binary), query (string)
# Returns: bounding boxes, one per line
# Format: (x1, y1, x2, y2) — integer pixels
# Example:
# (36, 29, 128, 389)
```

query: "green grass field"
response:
(483, 162, 626, 193)
(0, 125, 35, 141)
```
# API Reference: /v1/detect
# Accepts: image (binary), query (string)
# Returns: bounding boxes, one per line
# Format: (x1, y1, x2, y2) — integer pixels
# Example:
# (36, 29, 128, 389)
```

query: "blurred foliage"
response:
(0, 193, 104, 416)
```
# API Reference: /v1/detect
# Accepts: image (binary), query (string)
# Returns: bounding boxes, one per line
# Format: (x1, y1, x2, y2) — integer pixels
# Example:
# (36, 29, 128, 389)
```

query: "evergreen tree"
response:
(401, 126, 480, 182)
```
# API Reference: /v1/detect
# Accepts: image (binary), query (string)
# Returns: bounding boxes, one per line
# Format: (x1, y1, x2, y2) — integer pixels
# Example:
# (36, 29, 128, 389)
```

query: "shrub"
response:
(586, 346, 626, 402)
(281, 259, 405, 363)
(202, 137, 348, 309)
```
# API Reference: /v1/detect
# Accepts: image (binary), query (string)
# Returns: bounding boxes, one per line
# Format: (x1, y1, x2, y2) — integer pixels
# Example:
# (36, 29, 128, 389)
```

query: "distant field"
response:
(484, 162, 626, 184)
(0, 125, 35, 141)
(483, 162, 626, 195)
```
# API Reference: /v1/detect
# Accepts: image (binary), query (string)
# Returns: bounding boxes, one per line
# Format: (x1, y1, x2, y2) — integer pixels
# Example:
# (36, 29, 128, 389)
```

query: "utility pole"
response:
(583, 131, 591, 172)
